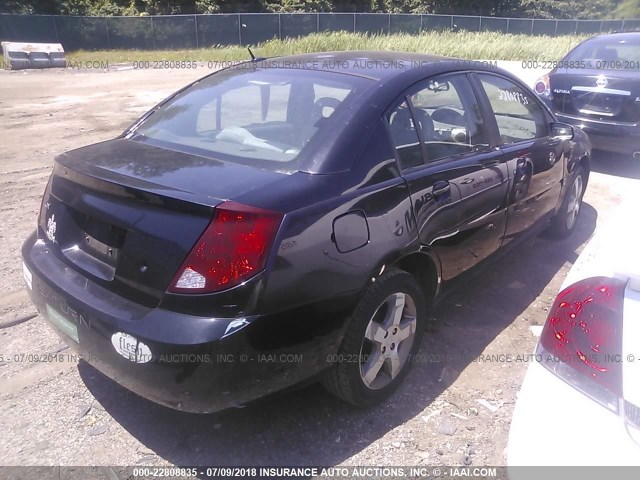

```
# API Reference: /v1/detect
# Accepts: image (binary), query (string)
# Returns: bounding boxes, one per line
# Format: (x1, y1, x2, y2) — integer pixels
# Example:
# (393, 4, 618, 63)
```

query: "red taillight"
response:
(538, 276, 626, 407)
(168, 202, 282, 294)
(534, 75, 550, 97)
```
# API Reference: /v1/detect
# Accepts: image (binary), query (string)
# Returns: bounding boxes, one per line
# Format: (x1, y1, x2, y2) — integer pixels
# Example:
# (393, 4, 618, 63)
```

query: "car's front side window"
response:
(477, 74, 549, 144)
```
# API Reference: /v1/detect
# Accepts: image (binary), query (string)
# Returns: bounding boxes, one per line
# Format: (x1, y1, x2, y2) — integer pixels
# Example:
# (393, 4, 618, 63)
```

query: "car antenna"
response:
(247, 46, 266, 63)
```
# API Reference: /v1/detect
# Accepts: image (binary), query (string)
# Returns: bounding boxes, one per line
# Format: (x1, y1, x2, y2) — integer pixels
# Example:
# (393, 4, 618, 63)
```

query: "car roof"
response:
(223, 50, 530, 174)
(252, 50, 453, 81)
(587, 31, 640, 42)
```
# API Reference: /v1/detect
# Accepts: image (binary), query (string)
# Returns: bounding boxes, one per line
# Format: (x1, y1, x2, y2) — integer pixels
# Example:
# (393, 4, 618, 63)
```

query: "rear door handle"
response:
(433, 180, 451, 199)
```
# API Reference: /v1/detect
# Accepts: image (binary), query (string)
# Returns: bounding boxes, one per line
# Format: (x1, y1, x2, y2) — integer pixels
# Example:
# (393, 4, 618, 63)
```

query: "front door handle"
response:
(433, 180, 451, 199)
(481, 159, 500, 169)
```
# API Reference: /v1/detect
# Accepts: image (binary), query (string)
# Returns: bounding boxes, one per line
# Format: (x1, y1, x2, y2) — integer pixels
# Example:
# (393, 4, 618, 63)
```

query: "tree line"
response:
(2, 0, 639, 19)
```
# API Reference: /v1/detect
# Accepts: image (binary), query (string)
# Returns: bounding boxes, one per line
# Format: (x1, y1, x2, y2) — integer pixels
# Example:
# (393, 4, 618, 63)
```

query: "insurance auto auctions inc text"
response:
(256, 466, 498, 478)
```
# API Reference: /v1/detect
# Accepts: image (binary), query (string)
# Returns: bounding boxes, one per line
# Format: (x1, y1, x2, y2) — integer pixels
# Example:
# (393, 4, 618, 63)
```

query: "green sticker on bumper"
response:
(45, 304, 79, 343)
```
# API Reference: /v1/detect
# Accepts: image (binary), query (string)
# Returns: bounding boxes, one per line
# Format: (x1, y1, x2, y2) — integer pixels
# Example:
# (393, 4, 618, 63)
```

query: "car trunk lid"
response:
(550, 69, 640, 124)
(40, 139, 285, 308)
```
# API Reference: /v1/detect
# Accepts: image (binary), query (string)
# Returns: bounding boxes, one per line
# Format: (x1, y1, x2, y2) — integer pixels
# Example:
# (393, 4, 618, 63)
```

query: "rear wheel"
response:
(322, 268, 426, 407)
(548, 166, 586, 239)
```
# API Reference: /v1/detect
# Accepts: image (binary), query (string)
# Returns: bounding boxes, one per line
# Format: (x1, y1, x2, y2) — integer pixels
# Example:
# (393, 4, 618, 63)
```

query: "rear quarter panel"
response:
(248, 120, 420, 316)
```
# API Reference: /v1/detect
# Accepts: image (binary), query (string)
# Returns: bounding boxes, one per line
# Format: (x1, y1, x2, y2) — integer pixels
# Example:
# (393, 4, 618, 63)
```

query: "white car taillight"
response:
(537, 276, 626, 413)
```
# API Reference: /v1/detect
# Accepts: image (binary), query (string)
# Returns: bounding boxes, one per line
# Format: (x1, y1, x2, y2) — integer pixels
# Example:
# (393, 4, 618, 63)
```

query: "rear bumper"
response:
(22, 231, 354, 413)
(508, 360, 640, 467)
(554, 112, 640, 155)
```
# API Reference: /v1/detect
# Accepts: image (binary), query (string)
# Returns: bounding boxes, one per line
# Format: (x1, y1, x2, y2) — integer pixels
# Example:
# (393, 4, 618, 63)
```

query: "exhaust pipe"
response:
(634, 152, 640, 160)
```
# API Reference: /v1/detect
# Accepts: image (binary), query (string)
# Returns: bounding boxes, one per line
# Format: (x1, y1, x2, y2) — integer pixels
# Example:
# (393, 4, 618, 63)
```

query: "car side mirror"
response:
(550, 122, 574, 141)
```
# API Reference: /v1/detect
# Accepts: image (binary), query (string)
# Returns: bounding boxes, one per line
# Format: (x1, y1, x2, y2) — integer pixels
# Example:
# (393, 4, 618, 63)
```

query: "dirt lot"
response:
(0, 65, 639, 469)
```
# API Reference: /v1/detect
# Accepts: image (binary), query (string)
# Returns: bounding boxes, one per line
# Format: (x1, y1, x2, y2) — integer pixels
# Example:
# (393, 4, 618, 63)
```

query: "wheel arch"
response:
(576, 154, 591, 184)
(557, 150, 590, 214)
(388, 249, 441, 310)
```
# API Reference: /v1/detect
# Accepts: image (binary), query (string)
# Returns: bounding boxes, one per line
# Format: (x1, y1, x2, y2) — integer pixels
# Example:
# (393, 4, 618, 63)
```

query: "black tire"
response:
(547, 165, 586, 239)
(322, 268, 427, 407)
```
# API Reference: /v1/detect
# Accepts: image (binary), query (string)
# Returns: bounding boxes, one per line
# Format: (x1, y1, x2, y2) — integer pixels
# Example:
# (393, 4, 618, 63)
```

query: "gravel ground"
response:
(1, 62, 639, 469)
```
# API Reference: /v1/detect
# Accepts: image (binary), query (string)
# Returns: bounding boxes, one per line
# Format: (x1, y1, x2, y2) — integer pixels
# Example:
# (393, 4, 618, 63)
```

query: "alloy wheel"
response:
(566, 174, 584, 230)
(359, 292, 417, 390)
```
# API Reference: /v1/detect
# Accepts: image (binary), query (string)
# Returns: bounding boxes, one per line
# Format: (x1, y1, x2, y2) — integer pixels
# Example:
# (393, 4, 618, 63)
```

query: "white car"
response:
(508, 203, 640, 466)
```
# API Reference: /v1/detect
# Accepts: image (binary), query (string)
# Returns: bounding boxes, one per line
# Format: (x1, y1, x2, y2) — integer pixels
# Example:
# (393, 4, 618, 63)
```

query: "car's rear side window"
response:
(386, 100, 423, 170)
(129, 67, 369, 174)
(408, 74, 488, 162)
(386, 73, 489, 169)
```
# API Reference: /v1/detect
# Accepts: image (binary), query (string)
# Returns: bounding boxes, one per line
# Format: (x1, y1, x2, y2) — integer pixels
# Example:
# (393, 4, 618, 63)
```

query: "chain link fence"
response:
(1, 13, 639, 51)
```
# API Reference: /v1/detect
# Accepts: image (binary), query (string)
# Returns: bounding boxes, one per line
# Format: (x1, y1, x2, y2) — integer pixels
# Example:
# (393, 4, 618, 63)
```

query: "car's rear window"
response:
(564, 36, 640, 69)
(128, 67, 371, 174)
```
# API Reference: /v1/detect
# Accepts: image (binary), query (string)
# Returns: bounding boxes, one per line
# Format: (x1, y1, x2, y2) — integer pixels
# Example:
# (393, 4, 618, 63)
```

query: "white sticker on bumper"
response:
(111, 332, 152, 363)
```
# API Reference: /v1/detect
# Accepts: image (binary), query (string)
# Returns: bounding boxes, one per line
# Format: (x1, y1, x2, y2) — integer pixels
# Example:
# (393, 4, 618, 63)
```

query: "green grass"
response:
(66, 30, 588, 65)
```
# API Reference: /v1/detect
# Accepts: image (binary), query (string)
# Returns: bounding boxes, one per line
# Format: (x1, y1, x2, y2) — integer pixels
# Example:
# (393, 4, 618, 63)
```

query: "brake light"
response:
(534, 74, 550, 97)
(168, 202, 282, 294)
(538, 276, 626, 412)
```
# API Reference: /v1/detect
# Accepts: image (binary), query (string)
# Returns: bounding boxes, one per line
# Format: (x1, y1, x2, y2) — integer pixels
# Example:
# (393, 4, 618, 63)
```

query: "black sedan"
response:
(22, 51, 591, 413)
(534, 32, 640, 156)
